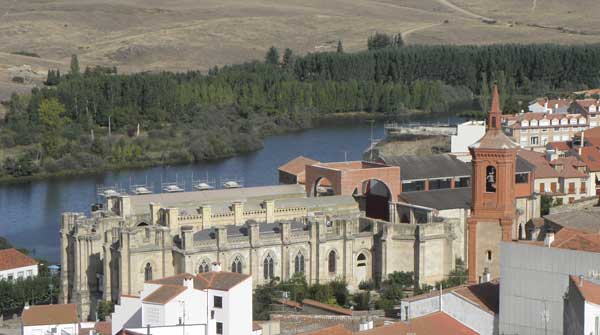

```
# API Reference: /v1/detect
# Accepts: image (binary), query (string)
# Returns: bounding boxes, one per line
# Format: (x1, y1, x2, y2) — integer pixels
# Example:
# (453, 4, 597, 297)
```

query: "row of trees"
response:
(3, 42, 600, 179)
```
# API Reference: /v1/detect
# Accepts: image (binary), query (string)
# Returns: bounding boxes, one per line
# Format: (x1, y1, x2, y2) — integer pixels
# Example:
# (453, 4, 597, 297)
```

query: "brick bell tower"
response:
(467, 84, 519, 283)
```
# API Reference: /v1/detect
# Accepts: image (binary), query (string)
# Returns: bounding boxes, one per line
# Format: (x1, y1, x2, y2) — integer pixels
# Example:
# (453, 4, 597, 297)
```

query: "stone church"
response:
(60, 86, 539, 320)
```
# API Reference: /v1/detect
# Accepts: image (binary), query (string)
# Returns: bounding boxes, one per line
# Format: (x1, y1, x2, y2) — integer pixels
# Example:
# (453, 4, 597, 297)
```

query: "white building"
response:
(0, 248, 38, 281)
(111, 263, 254, 335)
(399, 280, 499, 335)
(22, 304, 79, 335)
(450, 120, 485, 157)
(564, 275, 600, 335)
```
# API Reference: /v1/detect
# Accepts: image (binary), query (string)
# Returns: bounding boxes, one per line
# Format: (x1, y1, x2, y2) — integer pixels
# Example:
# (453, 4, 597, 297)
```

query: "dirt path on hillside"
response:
(401, 23, 442, 43)
(435, 0, 495, 21)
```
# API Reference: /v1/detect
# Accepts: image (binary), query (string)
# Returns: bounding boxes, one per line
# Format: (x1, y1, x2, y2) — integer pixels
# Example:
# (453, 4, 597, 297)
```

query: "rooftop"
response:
(147, 271, 250, 292)
(570, 275, 600, 305)
(517, 150, 587, 179)
(21, 304, 78, 326)
(142, 284, 187, 305)
(0, 248, 38, 271)
(278, 156, 319, 175)
(399, 187, 471, 210)
(379, 154, 471, 180)
(301, 299, 353, 316)
(128, 184, 306, 214)
(545, 208, 600, 234)
(359, 312, 478, 335)
(296, 325, 352, 335)
(453, 280, 499, 315)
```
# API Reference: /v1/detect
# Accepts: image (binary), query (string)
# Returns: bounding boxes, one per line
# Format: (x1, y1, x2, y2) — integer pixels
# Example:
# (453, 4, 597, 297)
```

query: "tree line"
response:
(2, 42, 600, 179)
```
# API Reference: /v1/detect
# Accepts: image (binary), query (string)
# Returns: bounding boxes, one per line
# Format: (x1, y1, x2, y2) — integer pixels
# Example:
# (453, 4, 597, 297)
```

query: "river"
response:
(0, 114, 463, 263)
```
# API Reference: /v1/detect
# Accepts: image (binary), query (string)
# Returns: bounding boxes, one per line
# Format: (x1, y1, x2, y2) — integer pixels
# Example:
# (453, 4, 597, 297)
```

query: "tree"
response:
(282, 48, 294, 68)
(541, 195, 553, 215)
(368, 32, 392, 50)
(97, 301, 114, 321)
(38, 98, 66, 157)
(265, 46, 279, 65)
(70, 54, 80, 76)
(337, 40, 344, 53)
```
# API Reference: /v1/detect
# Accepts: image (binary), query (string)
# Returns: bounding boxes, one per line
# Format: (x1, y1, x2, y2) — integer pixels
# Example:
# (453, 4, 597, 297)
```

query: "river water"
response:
(0, 114, 462, 263)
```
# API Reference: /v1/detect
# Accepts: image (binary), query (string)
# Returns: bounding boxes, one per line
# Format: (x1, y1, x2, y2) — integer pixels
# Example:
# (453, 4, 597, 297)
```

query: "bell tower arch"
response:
(468, 84, 519, 283)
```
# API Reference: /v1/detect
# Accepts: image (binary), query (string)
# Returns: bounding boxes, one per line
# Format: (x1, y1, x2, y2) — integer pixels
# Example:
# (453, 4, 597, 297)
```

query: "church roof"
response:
(380, 154, 471, 180)
(399, 188, 472, 210)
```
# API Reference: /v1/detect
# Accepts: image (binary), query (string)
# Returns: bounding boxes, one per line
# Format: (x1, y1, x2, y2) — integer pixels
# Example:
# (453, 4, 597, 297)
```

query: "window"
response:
(401, 180, 425, 192)
(263, 254, 274, 280)
(486, 166, 497, 193)
(569, 182, 575, 194)
(357, 253, 367, 267)
(199, 260, 209, 273)
(144, 263, 152, 281)
(551, 183, 557, 193)
(17, 272, 23, 279)
(486, 250, 492, 262)
(581, 182, 587, 194)
(26, 270, 33, 278)
(294, 252, 305, 274)
(539, 183, 545, 193)
(7, 274, 13, 281)
(454, 177, 470, 188)
(515, 173, 529, 184)
(328, 250, 337, 273)
(231, 256, 242, 274)
(530, 136, 539, 145)
(214, 296, 223, 308)
(216, 322, 223, 335)
(429, 178, 451, 190)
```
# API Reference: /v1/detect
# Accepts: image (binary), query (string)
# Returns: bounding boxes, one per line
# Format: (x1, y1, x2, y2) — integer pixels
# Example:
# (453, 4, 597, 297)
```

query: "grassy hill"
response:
(1, 0, 600, 100)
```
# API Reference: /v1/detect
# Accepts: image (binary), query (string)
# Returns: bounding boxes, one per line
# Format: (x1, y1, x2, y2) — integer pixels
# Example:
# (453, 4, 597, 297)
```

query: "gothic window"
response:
(486, 250, 493, 262)
(357, 253, 367, 267)
(486, 166, 497, 193)
(263, 254, 274, 280)
(294, 252, 305, 274)
(144, 263, 153, 281)
(199, 260, 209, 273)
(231, 256, 243, 274)
(328, 250, 337, 273)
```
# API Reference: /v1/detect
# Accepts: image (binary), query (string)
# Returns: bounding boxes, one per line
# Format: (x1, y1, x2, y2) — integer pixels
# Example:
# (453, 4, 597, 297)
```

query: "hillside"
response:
(1, 0, 600, 100)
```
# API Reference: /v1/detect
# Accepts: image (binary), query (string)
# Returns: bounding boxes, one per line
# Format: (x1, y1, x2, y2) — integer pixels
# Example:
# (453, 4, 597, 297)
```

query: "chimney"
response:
(211, 261, 221, 272)
(183, 275, 194, 290)
(579, 275, 584, 287)
(544, 231, 555, 247)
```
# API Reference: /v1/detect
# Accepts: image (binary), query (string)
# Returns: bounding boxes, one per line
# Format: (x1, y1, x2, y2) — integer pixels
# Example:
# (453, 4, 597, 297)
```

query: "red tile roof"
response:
(0, 248, 38, 271)
(570, 275, 600, 305)
(453, 280, 499, 315)
(94, 321, 112, 335)
(296, 325, 352, 335)
(278, 156, 319, 175)
(147, 271, 250, 292)
(22, 304, 78, 326)
(548, 141, 572, 151)
(552, 229, 600, 253)
(517, 150, 587, 179)
(275, 298, 302, 309)
(360, 312, 478, 335)
(301, 299, 353, 316)
(142, 284, 186, 305)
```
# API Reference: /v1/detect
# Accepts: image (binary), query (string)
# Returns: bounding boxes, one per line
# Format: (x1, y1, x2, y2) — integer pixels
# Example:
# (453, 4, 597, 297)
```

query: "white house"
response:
(22, 304, 79, 335)
(399, 280, 499, 335)
(565, 275, 600, 335)
(0, 248, 38, 281)
(111, 263, 254, 335)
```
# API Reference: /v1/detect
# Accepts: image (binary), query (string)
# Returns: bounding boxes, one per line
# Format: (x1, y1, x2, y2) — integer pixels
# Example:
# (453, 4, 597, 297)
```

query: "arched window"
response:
(144, 263, 153, 281)
(328, 250, 336, 273)
(357, 253, 367, 267)
(199, 260, 209, 273)
(294, 252, 305, 274)
(486, 250, 493, 262)
(486, 166, 497, 193)
(263, 254, 274, 280)
(231, 256, 243, 274)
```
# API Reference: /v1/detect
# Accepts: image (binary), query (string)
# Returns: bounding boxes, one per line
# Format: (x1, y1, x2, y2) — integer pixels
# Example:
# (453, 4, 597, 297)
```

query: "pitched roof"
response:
(359, 312, 478, 335)
(399, 187, 471, 210)
(275, 298, 302, 309)
(545, 208, 600, 234)
(453, 280, 499, 315)
(517, 150, 587, 179)
(142, 284, 187, 304)
(0, 248, 38, 271)
(147, 271, 250, 291)
(94, 321, 112, 335)
(570, 275, 600, 305)
(296, 325, 352, 335)
(278, 156, 319, 175)
(301, 299, 353, 316)
(380, 154, 470, 180)
(21, 304, 78, 326)
(252, 322, 263, 332)
(548, 141, 572, 151)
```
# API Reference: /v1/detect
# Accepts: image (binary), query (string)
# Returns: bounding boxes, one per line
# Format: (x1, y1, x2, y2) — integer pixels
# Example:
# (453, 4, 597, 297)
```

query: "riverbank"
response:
(364, 134, 450, 160)
(0, 110, 448, 184)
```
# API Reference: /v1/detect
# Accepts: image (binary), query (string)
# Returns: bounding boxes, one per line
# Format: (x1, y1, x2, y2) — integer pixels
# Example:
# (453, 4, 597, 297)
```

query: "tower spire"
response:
(488, 84, 501, 130)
